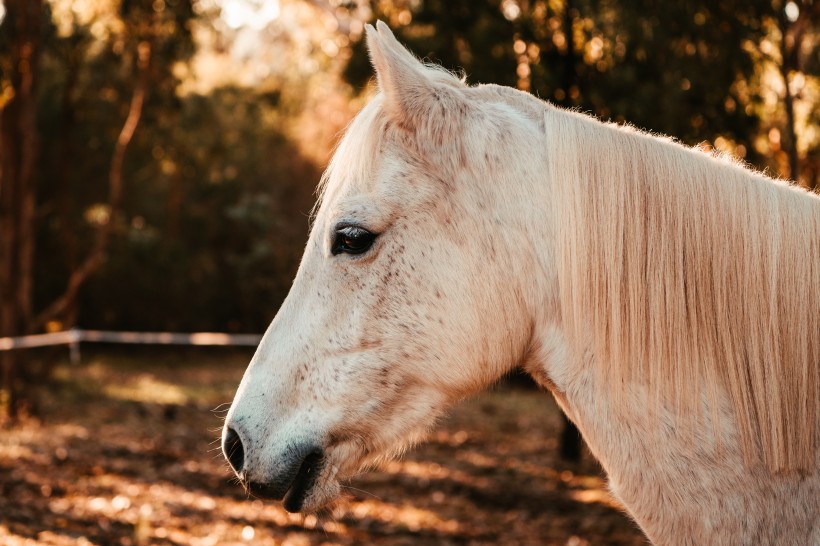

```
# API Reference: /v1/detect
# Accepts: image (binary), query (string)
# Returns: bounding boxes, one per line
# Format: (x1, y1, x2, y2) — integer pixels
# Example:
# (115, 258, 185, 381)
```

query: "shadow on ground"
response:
(0, 349, 647, 545)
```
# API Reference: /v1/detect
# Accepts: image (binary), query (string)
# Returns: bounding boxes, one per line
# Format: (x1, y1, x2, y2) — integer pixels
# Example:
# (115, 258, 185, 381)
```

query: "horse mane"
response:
(545, 106, 819, 471)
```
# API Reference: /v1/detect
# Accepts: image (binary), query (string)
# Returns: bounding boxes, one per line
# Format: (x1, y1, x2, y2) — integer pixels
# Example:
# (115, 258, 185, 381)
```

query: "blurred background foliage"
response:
(0, 0, 818, 412)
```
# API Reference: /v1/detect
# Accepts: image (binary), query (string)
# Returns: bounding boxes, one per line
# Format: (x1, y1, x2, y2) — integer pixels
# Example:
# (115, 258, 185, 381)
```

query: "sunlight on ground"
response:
(344, 499, 460, 535)
(0, 354, 645, 545)
(103, 374, 188, 405)
(382, 449, 618, 511)
(51, 356, 246, 407)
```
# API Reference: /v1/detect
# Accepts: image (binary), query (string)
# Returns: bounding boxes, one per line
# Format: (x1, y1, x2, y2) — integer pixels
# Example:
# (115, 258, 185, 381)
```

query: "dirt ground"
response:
(0, 349, 647, 545)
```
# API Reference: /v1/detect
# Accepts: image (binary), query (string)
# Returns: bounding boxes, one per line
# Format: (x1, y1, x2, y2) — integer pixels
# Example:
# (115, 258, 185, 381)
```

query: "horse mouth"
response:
(282, 450, 324, 512)
(245, 449, 325, 512)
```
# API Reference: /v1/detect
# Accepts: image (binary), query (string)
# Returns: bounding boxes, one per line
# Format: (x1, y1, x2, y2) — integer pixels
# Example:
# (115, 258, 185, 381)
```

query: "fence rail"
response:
(0, 330, 82, 351)
(0, 329, 263, 363)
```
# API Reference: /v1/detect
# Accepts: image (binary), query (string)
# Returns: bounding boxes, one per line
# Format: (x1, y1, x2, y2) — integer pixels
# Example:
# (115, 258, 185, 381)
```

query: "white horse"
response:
(223, 22, 819, 545)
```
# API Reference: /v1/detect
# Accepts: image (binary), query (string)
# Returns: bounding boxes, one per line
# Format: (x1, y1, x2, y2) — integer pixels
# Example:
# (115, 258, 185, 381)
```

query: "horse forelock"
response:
(313, 96, 389, 220)
(315, 87, 485, 221)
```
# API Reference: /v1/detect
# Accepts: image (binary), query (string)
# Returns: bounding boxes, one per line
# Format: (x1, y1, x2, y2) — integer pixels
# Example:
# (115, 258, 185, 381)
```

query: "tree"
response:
(344, 0, 819, 186)
(0, 0, 196, 418)
(31, 21, 153, 332)
(768, 0, 819, 188)
(0, 0, 45, 418)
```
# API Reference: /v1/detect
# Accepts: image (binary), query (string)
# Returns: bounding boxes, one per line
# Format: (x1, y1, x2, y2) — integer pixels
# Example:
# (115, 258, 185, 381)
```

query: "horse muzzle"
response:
(222, 426, 326, 512)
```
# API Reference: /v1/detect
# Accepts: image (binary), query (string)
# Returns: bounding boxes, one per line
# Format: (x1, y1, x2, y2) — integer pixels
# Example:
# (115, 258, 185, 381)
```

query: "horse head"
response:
(221, 21, 551, 512)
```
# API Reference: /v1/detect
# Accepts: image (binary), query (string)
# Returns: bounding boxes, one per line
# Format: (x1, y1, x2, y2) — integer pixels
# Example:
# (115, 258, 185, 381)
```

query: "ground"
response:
(0, 349, 648, 545)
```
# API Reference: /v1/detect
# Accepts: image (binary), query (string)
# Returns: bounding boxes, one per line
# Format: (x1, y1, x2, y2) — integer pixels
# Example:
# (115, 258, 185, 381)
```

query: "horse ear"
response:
(365, 21, 452, 130)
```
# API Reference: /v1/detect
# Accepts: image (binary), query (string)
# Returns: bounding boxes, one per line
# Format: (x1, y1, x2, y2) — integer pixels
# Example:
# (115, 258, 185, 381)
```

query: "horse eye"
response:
(331, 225, 377, 256)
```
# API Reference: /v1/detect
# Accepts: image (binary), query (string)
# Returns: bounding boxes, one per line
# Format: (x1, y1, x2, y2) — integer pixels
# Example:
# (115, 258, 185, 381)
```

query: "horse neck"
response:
(520, 105, 820, 544)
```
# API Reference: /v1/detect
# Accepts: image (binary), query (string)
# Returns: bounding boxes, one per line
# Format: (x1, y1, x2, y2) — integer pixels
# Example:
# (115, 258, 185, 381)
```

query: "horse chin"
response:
(280, 413, 433, 513)
(281, 445, 357, 513)
(285, 438, 387, 513)
(286, 474, 341, 514)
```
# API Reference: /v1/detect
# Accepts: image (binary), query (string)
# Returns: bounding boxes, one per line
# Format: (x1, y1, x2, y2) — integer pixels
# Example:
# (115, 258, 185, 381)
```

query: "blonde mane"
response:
(546, 106, 820, 471)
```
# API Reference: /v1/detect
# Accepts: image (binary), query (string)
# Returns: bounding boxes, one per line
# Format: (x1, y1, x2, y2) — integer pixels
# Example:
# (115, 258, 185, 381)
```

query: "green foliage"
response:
(4, 0, 817, 337)
(523, 0, 768, 147)
(346, 0, 818, 183)
(80, 87, 317, 331)
(25, 0, 318, 333)
(345, 0, 517, 90)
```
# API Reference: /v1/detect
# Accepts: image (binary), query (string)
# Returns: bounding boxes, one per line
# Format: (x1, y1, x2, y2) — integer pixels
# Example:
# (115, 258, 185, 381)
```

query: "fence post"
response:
(69, 328, 82, 365)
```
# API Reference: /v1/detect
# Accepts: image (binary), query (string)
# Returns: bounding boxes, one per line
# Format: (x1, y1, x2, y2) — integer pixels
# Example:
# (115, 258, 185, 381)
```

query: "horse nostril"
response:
(223, 427, 245, 475)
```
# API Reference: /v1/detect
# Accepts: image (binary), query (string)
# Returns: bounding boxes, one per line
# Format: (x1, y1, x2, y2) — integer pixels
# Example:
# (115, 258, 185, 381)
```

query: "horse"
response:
(222, 21, 819, 545)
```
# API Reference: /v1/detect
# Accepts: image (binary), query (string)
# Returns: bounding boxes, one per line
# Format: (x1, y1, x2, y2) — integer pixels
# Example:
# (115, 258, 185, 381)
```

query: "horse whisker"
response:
(340, 484, 382, 502)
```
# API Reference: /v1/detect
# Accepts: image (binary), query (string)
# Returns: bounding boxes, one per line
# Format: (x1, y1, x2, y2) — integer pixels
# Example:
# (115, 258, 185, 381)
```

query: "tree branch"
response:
(30, 41, 152, 332)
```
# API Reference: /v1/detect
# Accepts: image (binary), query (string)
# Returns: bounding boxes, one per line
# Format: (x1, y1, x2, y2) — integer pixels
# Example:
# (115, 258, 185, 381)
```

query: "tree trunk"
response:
(55, 46, 82, 326)
(777, 9, 800, 183)
(562, 0, 579, 107)
(0, 0, 43, 419)
(776, 0, 820, 187)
